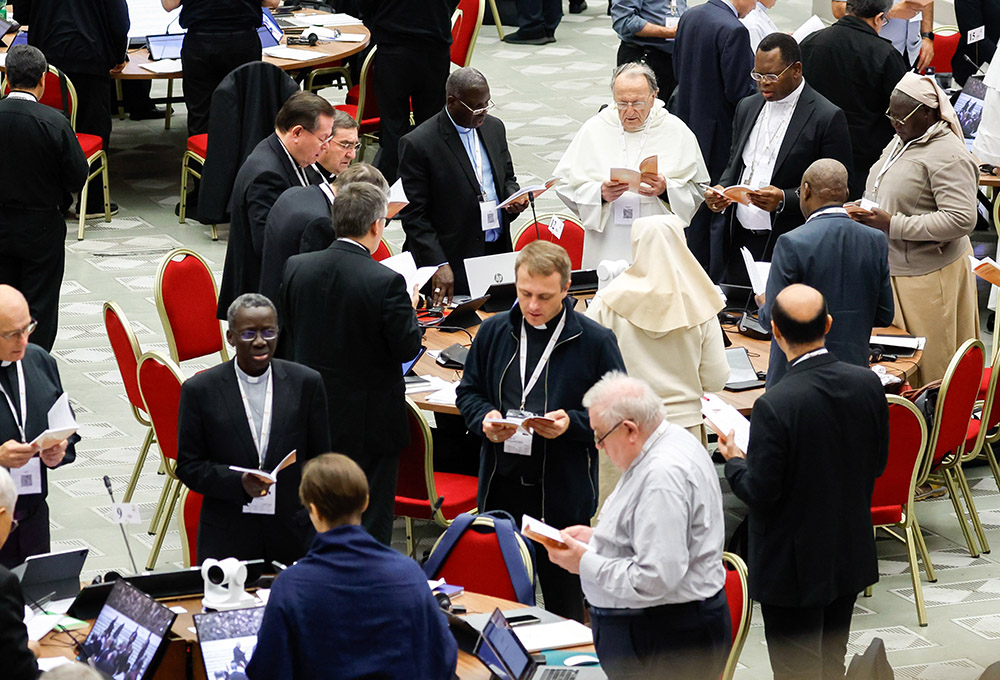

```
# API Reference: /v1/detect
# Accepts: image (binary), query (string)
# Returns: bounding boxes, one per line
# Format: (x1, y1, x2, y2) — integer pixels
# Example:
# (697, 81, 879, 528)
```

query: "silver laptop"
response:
(465, 252, 518, 299)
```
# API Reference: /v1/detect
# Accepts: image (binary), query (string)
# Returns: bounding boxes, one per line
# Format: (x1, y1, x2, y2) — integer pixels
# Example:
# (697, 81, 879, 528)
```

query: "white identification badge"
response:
(860, 191, 879, 212)
(548, 215, 564, 239)
(243, 485, 277, 515)
(504, 428, 533, 456)
(481, 200, 499, 231)
(614, 193, 640, 225)
(11, 457, 42, 496)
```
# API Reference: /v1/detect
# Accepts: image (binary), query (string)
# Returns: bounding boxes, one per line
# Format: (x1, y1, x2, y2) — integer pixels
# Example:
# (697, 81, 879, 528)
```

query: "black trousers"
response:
(482, 473, 586, 622)
(373, 43, 450, 184)
(590, 588, 731, 680)
(617, 42, 675, 103)
(357, 450, 400, 546)
(513, 0, 562, 37)
(0, 501, 50, 569)
(760, 592, 858, 680)
(181, 29, 261, 136)
(0, 211, 67, 352)
(197, 511, 314, 567)
(64, 71, 111, 212)
(723, 224, 778, 289)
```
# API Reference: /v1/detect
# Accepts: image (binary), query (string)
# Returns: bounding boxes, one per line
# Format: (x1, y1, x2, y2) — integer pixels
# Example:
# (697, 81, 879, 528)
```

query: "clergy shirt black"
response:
(180, 0, 264, 32)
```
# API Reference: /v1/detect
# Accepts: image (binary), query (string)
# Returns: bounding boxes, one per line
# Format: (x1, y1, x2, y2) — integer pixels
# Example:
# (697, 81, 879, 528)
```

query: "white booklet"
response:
(386, 178, 409, 219)
(740, 247, 771, 296)
(230, 449, 297, 483)
(379, 251, 440, 294)
(497, 178, 558, 209)
(30, 393, 78, 449)
(700, 393, 750, 453)
(514, 620, 593, 653)
(520, 514, 568, 549)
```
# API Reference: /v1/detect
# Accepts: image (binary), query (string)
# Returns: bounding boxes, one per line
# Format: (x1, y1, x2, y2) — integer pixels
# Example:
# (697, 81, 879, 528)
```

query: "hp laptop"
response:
(465, 251, 519, 299)
(193, 606, 266, 679)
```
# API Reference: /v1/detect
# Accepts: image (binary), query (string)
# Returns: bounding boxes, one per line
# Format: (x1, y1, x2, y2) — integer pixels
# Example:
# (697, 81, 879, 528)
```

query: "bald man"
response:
(758, 159, 893, 387)
(0, 286, 77, 568)
(719, 284, 888, 680)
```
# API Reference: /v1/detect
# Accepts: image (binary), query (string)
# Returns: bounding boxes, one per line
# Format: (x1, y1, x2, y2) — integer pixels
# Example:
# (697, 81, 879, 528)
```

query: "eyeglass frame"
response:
(749, 61, 797, 83)
(236, 328, 279, 342)
(884, 102, 923, 126)
(0, 319, 37, 341)
(302, 126, 335, 145)
(594, 420, 626, 447)
(333, 138, 363, 152)
(614, 97, 653, 111)
(460, 99, 496, 116)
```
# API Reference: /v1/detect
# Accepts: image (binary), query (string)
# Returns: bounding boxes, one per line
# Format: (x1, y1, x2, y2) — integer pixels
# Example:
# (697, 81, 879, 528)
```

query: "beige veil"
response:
(894, 71, 964, 140)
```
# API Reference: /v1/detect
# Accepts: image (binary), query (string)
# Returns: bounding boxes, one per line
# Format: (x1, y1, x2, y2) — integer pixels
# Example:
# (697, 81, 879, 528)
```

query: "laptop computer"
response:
(13, 547, 88, 603)
(146, 33, 185, 61)
(193, 606, 266, 679)
(78, 580, 177, 680)
(11, 31, 26, 46)
(466, 252, 519, 299)
(953, 78, 986, 150)
(724, 347, 764, 391)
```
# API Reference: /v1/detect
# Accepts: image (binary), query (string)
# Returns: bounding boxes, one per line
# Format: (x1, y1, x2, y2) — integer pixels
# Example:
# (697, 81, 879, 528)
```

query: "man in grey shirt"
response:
(545, 372, 730, 679)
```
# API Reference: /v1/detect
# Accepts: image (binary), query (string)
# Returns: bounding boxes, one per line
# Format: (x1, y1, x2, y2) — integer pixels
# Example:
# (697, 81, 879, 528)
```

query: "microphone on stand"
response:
(103, 475, 139, 576)
(964, 54, 989, 79)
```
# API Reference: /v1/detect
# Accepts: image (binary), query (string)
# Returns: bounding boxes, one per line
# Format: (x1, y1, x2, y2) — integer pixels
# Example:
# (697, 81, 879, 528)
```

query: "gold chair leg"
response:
(123, 427, 154, 503)
(863, 585, 872, 597)
(145, 478, 181, 571)
(912, 515, 937, 582)
(165, 79, 173, 131)
(211, 224, 218, 241)
(77, 176, 89, 242)
(179, 156, 189, 224)
(489, 0, 505, 39)
(944, 470, 980, 557)
(957, 465, 990, 553)
(102, 154, 111, 222)
(405, 517, 414, 558)
(148, 475, 172, 535)
(115, 80, 126, 120)
(905, 524, 929, 626)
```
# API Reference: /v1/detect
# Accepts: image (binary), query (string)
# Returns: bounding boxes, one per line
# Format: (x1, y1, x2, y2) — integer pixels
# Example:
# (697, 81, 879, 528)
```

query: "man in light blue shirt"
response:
(832, 0, 935, 69)
(612, 0, 687, 101)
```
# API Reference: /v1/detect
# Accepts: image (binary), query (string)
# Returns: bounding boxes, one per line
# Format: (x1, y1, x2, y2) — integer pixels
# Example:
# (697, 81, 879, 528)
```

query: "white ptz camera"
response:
(201, 558, 257, 611)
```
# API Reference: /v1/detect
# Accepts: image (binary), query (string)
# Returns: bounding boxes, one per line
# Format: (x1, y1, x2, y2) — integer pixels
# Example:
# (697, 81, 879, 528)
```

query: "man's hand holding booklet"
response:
(521, 514, 568, 550)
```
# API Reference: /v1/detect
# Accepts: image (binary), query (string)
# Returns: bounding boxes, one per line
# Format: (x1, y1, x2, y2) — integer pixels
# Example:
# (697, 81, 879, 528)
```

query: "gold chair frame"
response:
(721, 551, 751, 680)
(178, 144, 218, 241)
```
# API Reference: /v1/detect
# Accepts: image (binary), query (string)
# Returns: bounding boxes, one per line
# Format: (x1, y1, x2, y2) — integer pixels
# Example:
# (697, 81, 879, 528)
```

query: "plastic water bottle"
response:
(0, 1, 7, 22)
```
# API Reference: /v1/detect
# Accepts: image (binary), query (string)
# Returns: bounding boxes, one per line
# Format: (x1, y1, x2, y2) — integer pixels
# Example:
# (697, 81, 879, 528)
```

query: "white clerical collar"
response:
(235, 361, 271, 384)
(0, 361, 11, 367)
(790, 347, 828, 367)
(337, 237, 369, 251)
(6, 91, 38, 102)
(445, 107, 475, 136)
(806, 206, 849, 222)
(766, 78, 805, 110)
(526, 308, 565, 331)
(319, 183, 336, 206)
(721, 0, 739, 16)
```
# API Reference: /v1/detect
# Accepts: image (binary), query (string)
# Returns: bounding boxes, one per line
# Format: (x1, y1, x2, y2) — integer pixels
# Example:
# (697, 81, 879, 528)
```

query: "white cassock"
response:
(553, 99, 709, 269)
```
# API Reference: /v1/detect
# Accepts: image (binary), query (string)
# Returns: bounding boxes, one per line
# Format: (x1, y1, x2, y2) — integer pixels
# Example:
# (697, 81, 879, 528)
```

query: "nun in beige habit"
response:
(851, 72, 980, 386)
(587, 215, 729, 509)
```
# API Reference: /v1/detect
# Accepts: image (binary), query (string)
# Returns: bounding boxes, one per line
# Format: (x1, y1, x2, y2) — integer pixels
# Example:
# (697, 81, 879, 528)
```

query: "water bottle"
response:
(0, 1, 7, 22)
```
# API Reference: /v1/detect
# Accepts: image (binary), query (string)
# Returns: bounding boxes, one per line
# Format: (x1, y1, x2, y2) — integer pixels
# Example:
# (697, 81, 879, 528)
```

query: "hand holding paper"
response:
(701, 394, 750, 453)
(379, 252, 440, 296)
(521, 514, 568, 549)
(31, 393, 78, 453)
(497, 178, 558, 209)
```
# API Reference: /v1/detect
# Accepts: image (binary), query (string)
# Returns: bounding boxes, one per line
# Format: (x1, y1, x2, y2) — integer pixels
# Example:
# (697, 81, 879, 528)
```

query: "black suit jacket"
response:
(398, 110, 520, 295)
(725, 353, 889, 607)
(719, 84, 854, 249)
(17, 0, 129, 75)
(217, 134, 323, 318)
(259, 185, 333, 302)
(175, 359, 330, 562)
(801, 16, 908, 194)
(0, 567, 38, 680)
(278, 241, 423, 463)
(672, 0, 755, 178)
(760, 211, 894, 386)
(954, 0, 1000, 85)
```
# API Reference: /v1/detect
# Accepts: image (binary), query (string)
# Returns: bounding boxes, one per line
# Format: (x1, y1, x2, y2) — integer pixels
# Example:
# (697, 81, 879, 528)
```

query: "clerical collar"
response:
(337, 237, 369, 251)
(526, 308, 564, 331)
(235, 361, 271, 384)
(766, 78, 805, 110)
(6, 91, 38, 102)
(790, 347, 828, 367)
(445, 107, 475, 136)
(0, 361, 12, 368)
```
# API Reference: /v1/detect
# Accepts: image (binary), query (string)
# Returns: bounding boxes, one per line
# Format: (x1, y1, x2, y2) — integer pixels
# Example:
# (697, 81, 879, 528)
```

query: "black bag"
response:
(901, 379, 942, 429)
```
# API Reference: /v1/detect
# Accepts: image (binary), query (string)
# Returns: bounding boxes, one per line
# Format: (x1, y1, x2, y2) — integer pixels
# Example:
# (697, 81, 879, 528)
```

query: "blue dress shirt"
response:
(447, 108, 501, 241)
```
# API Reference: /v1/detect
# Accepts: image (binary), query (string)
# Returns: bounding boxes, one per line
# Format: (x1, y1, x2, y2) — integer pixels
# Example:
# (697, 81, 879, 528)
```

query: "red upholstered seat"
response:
(724, 566, 743, 646)
(871, 399, 927, 526)
(180, 488, 203, 567)
(981, 367, 993, 400)
(514, 216, 585, 270)
(870, 505, 904, 525)
(76, 133, 103, 158)
(138, 354, 184, 464)
(395, 472, 478, 519)
(333, 104, 380, 134)
(433, 525, 521, 603)
(925, 30, 960, 75)
(927, 342, 984, 472)
(966, 417, 982, 452)
(156, 249, 226, 364)
(187, 133, 209, 158)
(345, 84, 360, 106)
(373, 239, 392, 262)
(104, 303, 147, 417)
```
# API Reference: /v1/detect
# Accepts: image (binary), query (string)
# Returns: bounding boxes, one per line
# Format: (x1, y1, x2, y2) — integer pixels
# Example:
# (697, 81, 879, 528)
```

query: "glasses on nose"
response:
(594, 420, 625, 447)
(304, 128, 335, 145)
(749, 62, 796, 83)
(0, 319, 37, 341)
(238, 328, 279, 342)
(614, 99, 650, 111)
(885, 103, 923, 126)
(460, 99, 495, 116)
(877, 14, 889, 27)
(334, 139, 362, 151)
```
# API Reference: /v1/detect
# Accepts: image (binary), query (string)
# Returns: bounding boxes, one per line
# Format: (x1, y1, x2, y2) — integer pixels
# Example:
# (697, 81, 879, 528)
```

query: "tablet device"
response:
(724, 347, 764, 391)
(146, 33, 184, 61)
(258, 25, 280, 48)
(193, 607, 265, 679)
(402, 346, 426, 376)
(423, 295, 490, 330)
(13, 547, 88, 603)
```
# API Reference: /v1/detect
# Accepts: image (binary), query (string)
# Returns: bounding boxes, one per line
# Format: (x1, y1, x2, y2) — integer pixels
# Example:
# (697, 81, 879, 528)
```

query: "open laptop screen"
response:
(146, 33, 184, 60)
(193, 606, 265, 679)
(475, 608, 533, 680)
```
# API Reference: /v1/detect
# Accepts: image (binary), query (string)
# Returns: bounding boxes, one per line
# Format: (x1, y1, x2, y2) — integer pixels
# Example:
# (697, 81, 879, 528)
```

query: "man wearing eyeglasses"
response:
(176, 293, 331, 564)
(800, 0, 907, 197)
(704, 32, 852, 286)
(0, 285, 78, 569)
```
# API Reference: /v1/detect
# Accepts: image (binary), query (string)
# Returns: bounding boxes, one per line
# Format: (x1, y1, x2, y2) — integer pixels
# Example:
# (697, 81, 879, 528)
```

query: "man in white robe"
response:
(554, 62, 709, 269)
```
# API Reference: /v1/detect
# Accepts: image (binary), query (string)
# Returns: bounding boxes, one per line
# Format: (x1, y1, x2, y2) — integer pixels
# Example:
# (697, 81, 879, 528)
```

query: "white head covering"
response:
(893, 72, 964, 140)
(596, 215, 724, 334)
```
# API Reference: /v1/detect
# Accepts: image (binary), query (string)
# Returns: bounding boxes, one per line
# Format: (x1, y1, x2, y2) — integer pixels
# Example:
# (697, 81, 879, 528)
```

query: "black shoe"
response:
(545, 31, 557, 42)
(129, 107, 167, 121)
(503, 30, 550, 45)
(77, 202, 119, 220)
(570, 0, 587, 12)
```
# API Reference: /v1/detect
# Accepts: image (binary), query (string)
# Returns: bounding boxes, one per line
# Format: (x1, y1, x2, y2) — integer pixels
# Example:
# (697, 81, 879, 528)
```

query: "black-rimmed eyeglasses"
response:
(594, 420, 625, 447)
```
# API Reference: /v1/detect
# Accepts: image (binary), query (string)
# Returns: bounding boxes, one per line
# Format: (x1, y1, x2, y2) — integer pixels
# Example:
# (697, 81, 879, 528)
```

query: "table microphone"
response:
(103, 475, 139, 576)
(964, 54, 989, 79)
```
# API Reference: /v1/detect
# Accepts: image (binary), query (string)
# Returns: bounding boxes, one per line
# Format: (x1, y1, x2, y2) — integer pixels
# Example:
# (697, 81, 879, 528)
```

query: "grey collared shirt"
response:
(580, 420, 726, 608)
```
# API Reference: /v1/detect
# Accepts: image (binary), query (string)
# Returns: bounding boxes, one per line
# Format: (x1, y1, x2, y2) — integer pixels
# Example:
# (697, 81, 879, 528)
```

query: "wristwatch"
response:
(921, 31, 935, 41)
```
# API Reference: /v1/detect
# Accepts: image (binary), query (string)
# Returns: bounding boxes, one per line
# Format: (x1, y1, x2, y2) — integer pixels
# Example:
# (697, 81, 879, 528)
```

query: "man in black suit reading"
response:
(279, 182, 423, 545)
(217, 92, 335, 319)
(704, 33, 853, 285)
(719, 284, 889, 680)
(759, 159, 894, 387)
(176, 294, 331, 565)
(399, 67, 529, 306)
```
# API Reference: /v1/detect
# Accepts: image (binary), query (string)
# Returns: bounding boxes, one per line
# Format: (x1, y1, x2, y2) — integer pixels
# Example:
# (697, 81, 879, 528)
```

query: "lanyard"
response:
(319, 182, 336, 205)
(619, 116, 651, 170)
(278, 138, 311, 188)
(872, 137, 916, 197)
(462, 129, 487, 199)
(0, 362, 27, 442)
(519, 313, 566, 410)
(790, 348, 828, 367)
(745, 102, 793, 186)
(234, 364, 273, 467)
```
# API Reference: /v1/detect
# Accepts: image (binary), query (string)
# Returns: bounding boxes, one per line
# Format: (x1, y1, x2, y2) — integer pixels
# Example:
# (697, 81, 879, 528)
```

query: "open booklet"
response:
(484, 415, 557, 430)
(741, 247, 771, 297)
(497, 178, 558, 209)
(230, 450, 297, 484)
(609, 156, 658, 193)
(31, 393, 78, 450)
(386, 178, 408, 219)
(521, 514, 568, 550)
(971, 255, 1000, 287)
(704, 183, 754, 206)
(700, 394, 750, 453)
(380, 251, 440, 295)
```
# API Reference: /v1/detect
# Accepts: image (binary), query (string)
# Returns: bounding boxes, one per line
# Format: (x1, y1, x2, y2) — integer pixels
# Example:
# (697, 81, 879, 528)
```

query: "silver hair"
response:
(583, 371, 665, 430)
(611, 62, 658, 95)
(226, 293, 277, 330)
(446, 67, 488, 97)
(0, 467, 16, 516)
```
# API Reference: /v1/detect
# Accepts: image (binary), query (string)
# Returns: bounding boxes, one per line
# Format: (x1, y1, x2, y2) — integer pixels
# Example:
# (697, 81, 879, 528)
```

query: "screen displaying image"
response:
(194, 607, 266, 680)
(954, 91, 985, 139)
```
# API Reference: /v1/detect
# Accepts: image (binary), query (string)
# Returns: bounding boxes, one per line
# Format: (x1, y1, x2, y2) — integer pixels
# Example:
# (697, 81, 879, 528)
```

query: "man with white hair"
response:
(544, 372, 730, 679)
(0, 467, 41, 679)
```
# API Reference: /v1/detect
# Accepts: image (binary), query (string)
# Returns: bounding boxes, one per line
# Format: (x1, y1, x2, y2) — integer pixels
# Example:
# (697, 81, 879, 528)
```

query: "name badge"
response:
(614, 193, 640, 226)
(860, 191, 879, 212)
(548, 216, 565, 239)
(481, 200, 500, 231)
(503, 408, 534, 457)
(243, 485, 277, 515)
(11, 457, 42, 496)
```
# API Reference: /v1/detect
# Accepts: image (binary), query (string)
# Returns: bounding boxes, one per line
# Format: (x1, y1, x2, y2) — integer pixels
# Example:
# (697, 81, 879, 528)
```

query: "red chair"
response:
(425, 516, 534, 603)
(334, 47, 380, 158)
(721, 552, 751, 680)
(103, 302, 156, 504)
(451, 0, 485, 68)
(178, 487, 203, 568)
(372, 238, 394, 262)
(973, 348, 1000, 495)
(154, 248, 229, 365)
(178, 133, 217, 240)
(871, 396, 933, 626)
(918, 338, 987, 557)
(137, 351, 186, 570)
(395, 398, 478, 556)
(513, 213, 585, 270)
(924, 26, 961, 76)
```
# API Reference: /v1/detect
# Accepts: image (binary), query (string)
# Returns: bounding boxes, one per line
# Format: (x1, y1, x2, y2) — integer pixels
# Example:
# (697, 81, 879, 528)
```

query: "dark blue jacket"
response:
(246, 525, 457, 680)
(456, 298, 626, 528)
(760, 210, 894, 387)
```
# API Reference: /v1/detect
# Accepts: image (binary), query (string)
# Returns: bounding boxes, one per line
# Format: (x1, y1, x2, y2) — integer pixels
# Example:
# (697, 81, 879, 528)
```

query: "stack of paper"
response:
(406, 376, 452, 395)
(263, 46, 319, 61)
(740, 247, 771, 296)
(700, 393, 751, 452)
(426, 382, 459, 406)
(869, 335, 926, 351)
(140, 59, 183, 74)
(514, 620, 593, 652)
(288, 13, 363, 27)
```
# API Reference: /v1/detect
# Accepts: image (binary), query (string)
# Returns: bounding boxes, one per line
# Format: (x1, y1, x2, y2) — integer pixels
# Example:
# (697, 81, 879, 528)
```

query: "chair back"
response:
(373, 238, 394, 262)
(397, 398, 435, 501)
(872, 396, 928, 523)
(721, 552, 751, 680)
(155, 248, 229, 364)
(103, 301, 150, 424)
(920, 339, 985, 483)
(178, 487, 203, 568)
(974, 348, 1000, 451)
(926, 26, 960, 75)
(451, 0, 485, 67)
(354, 46, 380, 123)
(513, 214, 585, 269)
(137, 351, 186, 472)
(3, 66, 77, 129)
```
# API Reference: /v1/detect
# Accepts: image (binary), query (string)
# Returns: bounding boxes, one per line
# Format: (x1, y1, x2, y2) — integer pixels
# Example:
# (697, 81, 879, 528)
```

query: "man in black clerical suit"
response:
(0, 286, 77, 569)
(705, 33, 853, 286)
(0, 468, 40, 679)
(217, 92, 335, 320)
(176, 294, 330, 564)
(0, 47, 89, 353)
(720, 284, 888, 680)
(279, 183, 422, 545)
(398, 67, 529, 306)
